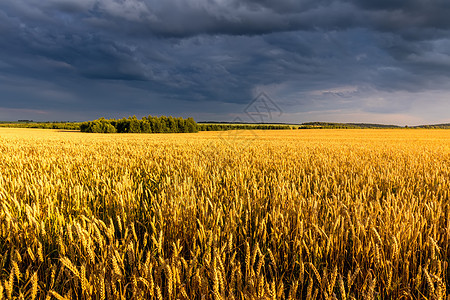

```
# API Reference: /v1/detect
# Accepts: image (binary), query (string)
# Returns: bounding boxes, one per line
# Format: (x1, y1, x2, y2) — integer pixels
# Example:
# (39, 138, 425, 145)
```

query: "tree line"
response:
(298, 122, 401, 129)
(9, 119, 446, 132)
(0, 122, 81, 130)
(80, 116, 198, 133)
(198, 123, 292, 131)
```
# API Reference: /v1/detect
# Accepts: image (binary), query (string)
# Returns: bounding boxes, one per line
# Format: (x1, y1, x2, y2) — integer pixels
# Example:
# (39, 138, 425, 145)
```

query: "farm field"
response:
(0, 128, 449, 299)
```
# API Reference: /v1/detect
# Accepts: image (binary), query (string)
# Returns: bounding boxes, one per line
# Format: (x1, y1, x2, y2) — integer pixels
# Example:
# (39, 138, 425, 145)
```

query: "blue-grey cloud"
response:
(0, 0, 450, 124)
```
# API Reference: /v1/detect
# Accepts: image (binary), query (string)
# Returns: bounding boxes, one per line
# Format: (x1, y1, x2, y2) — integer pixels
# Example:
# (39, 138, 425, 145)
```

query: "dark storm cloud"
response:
(1, 0, 450, 123)
(0, 0, 362, 37)
(32, 0, 450, 37)
(350, 0, 450, 27)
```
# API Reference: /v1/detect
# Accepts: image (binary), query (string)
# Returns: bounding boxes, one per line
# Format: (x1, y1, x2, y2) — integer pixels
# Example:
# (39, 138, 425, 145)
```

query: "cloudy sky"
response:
(1, 0, 450, 125)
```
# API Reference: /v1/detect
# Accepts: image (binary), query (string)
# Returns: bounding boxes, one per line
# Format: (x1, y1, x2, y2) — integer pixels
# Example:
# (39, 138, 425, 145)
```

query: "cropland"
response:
(0, 128, 449, 299)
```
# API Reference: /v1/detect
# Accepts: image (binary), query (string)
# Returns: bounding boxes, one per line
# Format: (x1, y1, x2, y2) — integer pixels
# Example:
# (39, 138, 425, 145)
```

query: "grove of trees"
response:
(80, 116, 198, 133)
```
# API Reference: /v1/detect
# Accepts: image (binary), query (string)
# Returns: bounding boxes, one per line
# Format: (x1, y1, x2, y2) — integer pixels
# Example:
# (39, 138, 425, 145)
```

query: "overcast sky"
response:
(1, 0, 450, 125)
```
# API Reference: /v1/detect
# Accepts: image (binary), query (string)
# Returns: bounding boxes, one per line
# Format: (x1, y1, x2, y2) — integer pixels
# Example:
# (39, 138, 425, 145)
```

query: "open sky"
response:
(1, 0, 450, 125)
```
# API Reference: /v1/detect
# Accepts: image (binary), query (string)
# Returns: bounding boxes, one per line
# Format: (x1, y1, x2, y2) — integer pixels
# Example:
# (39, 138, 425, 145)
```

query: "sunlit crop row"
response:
(0, 128, 449, 299)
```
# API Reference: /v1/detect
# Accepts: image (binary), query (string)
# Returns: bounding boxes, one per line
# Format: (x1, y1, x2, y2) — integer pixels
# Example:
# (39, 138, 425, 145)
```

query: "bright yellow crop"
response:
(0, 128, 449, 299)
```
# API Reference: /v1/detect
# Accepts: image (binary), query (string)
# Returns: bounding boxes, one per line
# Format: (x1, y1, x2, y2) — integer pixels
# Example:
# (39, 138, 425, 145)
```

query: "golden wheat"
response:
(0, 128, 449, 299)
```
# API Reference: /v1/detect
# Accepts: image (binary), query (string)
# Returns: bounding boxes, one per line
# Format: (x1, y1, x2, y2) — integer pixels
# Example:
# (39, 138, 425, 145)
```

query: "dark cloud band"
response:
(0, 0, 450, 124)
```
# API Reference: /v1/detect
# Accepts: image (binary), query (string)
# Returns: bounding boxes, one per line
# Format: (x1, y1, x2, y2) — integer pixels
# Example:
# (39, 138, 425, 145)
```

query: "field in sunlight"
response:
(0, 128, 449, 299)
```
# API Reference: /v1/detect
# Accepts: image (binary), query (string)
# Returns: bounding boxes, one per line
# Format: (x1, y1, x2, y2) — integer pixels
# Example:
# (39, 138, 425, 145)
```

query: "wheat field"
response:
(0, 128, 449, 299)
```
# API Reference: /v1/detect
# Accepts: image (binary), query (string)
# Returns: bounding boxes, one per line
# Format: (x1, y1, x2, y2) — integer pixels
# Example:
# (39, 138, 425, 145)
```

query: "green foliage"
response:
(80, 115, 199, 133)
(298, 122, 402, 129)
(80, 118, 117, 133)
(415, 123, 450, 129)
(0, 122, 81, 130)
(198, 123, 292, 131)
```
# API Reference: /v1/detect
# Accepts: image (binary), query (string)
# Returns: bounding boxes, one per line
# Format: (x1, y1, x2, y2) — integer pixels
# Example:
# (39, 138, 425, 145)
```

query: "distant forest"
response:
(415, 123, 450, 129)
(298, 122, 401, 129)
(1, 119, 449, 132)
(298, 122, 450, 129)
(80, 117, 292, 133)
(80, 116, 197, 133)
(0, 121, 81, 130)
(198, 123, 291, 131)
